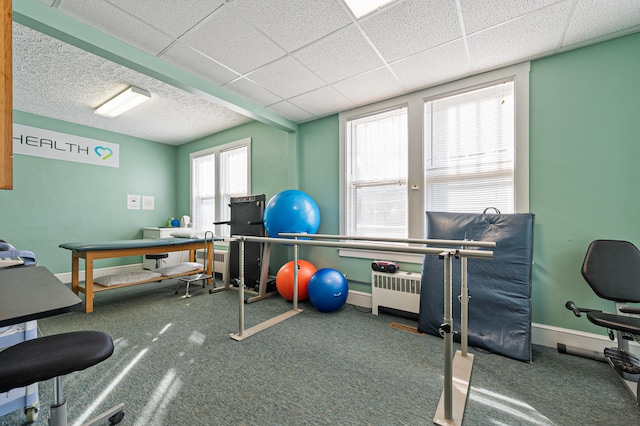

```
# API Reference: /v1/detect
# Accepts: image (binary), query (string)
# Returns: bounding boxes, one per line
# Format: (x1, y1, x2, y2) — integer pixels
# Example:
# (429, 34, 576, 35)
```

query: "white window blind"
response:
(219, 146, 248, 237)
(346, 106, 408, 238)
(192, 153, 216, 232)
(190, 139, 250, 236)
(424, 80, 515, 213)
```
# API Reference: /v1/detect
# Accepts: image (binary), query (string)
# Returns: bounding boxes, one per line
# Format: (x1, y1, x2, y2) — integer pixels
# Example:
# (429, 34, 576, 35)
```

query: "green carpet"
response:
(1, 279, 638, 425)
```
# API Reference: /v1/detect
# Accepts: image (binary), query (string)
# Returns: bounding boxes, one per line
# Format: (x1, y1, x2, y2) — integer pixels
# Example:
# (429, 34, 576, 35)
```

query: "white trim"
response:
(338, 248, 423, 264)
(189, 138, 251, 234)
(346, 290, 372, 309)
(338, 61, 531, 254)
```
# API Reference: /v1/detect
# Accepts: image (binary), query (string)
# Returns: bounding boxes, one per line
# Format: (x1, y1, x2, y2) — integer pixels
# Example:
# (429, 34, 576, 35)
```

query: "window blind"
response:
(424, 80, 515, 213)
(346, 106, 408, 238)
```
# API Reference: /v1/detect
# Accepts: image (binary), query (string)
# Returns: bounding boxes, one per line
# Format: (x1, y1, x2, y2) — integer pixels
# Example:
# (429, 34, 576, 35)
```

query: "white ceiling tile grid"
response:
(15, 0, 640, 144)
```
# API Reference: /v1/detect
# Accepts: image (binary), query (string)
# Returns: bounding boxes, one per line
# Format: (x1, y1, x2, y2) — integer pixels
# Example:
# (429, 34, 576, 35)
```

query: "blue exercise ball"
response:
(308, 268, 349, 312)
(263, 190, 321, 238)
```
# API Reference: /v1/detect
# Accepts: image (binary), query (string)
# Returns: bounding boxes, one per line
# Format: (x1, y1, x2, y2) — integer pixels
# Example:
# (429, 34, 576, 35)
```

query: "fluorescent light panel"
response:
(95, 86, 151, 118)
(343, 0, 397, 18)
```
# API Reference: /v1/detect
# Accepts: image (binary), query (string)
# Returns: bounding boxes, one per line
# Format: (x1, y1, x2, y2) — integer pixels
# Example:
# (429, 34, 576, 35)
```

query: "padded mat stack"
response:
(417, 211, 534, 362)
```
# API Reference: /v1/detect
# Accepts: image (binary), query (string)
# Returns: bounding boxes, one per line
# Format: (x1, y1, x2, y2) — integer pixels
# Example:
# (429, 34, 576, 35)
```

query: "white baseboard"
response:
(346, 290, 372, 309)
(346, 290, 640, 356)
(55, 263, 144, 284)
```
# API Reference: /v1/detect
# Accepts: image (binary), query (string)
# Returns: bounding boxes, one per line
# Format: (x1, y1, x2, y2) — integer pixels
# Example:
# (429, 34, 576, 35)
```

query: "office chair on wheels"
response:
(0, 330, 124, 425)
(566, 239, 640, 404)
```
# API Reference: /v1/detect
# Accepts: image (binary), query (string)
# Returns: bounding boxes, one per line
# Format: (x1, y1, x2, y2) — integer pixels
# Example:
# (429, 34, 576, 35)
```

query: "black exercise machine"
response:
(212, 194, 276, 303)
(564, 239, 640, 404)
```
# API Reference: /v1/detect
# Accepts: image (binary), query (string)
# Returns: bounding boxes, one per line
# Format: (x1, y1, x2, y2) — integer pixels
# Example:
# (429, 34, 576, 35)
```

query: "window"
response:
(339, 63, 529, 259)
(190, 138, 250, 237)
(425, 80, 515, 213)
(345, 107, 408, 239)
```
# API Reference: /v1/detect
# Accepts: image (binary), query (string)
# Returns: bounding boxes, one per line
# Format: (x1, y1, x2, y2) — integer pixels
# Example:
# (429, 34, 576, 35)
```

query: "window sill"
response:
(338, 247, 424, 264)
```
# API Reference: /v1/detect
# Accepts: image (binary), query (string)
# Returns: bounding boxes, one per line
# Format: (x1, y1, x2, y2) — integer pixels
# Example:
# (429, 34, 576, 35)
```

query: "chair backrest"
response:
(581, 240, 640, 303)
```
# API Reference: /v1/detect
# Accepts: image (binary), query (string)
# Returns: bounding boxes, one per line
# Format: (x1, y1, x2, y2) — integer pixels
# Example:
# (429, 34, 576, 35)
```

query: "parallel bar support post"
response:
(293, 241, 299, 311)
(443, 251, 454, 420)
(237, 239, 245, 338)
(461, 254, 468, 357)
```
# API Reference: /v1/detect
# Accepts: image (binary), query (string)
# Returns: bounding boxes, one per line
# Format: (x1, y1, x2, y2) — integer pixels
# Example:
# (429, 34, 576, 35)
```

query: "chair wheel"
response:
(25, 403, 39, 423)
(109, 410, 125, 425)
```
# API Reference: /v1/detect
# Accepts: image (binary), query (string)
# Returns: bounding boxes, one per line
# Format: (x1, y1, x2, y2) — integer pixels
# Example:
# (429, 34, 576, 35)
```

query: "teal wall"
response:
(529, 32, 640, 333)
(1, 111, 178, 273)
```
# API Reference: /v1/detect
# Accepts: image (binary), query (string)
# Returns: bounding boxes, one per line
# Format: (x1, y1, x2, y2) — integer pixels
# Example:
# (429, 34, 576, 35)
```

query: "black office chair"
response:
(566, 239, 640, 404)
(0, 330, 124, 425)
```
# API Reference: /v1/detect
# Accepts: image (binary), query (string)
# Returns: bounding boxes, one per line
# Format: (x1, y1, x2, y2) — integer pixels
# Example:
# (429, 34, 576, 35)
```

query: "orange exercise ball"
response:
(275, 260, 317, 302)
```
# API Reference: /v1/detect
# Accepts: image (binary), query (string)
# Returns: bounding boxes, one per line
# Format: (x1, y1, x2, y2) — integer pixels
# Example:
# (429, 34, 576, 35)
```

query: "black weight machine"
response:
(211, 194, 277, 303)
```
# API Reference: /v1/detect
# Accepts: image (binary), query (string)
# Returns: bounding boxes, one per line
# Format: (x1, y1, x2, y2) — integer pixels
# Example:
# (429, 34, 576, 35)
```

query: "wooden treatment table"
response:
(59, 238, 213, 313)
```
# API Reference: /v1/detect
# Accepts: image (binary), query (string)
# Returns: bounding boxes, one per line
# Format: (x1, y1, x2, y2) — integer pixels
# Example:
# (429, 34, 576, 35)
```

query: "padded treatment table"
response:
(60, 238, 213, 313)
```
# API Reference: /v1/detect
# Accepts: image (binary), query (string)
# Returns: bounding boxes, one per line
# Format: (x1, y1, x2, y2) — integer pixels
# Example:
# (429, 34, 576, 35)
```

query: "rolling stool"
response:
(146, 253, 168, 269)
(0, 331, 125, 425)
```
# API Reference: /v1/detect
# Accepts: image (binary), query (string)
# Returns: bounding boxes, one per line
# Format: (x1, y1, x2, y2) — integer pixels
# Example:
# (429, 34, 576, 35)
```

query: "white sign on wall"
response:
(13, 123, 120, 168)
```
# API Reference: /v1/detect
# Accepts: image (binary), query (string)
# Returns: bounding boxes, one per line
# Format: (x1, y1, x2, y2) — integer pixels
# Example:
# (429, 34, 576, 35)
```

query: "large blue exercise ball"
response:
(307, 268, 349, 312)
(263, 190, 321, 238)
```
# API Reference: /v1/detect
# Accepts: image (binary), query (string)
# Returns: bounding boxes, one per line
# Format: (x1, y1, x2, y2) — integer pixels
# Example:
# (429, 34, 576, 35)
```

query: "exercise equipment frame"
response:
(229, 233, 494, 426)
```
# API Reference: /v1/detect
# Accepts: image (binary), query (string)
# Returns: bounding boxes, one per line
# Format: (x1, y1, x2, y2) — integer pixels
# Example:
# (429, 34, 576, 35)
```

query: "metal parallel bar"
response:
(234, 236, 493, 259)
(231, 233, 494, 426)
(279, 233, 496, 248)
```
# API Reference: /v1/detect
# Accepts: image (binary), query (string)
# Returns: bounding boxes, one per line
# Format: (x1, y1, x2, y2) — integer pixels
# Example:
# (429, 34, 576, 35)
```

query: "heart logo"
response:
(95, 146, 113, 160)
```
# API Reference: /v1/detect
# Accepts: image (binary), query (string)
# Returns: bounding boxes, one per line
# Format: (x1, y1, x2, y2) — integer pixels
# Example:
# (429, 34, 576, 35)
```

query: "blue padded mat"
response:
(417, 211, 535, 362)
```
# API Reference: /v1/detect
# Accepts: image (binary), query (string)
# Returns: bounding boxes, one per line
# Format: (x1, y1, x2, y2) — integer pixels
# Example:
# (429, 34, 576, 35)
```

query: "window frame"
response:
(338, 62, 530, 262)
(190, 138, 251, 236)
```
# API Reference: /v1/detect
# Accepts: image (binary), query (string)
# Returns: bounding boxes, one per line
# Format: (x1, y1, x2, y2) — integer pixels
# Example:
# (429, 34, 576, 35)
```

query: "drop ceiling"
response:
(13, 0, 640, 145)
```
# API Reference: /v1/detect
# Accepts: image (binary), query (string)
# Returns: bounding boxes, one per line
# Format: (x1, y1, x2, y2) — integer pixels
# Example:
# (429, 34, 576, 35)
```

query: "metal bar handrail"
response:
(234, 235, 493, 259)
(278, 233, 496, 248)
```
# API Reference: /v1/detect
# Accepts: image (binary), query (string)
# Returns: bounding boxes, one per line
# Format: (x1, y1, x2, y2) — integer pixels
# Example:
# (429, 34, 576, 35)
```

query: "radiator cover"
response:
(371, 271, 422, 315)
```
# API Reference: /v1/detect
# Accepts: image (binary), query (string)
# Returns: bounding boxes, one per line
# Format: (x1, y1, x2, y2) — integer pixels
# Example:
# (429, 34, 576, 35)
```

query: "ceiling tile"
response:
(460, 0, 563, 34)
(232, 0, 352, 52)
(13, 24, 251, 145)
(293, 24, 384, 83)
(161, 43, 239, 86)
(224, 78, 283, 107)
(390, 40, 471, 92)
(247, 56, 326, 100)
(107, 0, 226, 38)
(562, 0, 640, 48)
(467, 1, 572, 72)
(359, 0, 461, 63)
(267, 101, 314, 123)
(56, 0, 175, 55)
(289, 86, 355, 117)
(181, 4, 287, 75)
(333, 67, 405, 105)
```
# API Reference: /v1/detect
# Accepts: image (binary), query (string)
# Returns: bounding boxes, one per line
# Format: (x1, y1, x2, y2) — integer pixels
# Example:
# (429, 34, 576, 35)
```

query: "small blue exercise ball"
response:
(263, 190, 321, 238)
(308, 268, 349, 313)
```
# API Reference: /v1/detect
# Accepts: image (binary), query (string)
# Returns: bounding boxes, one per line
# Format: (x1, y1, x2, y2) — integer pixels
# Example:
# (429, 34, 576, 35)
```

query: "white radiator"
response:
(214, 251, 226, 279)
(371, 271, 422, 315)
(196, 250, 227, 281)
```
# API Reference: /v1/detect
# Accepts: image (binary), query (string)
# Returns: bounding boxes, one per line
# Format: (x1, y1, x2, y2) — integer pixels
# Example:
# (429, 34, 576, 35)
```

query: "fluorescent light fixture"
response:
(95, 86, 151, 118)
(343, 0, 397, 18)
